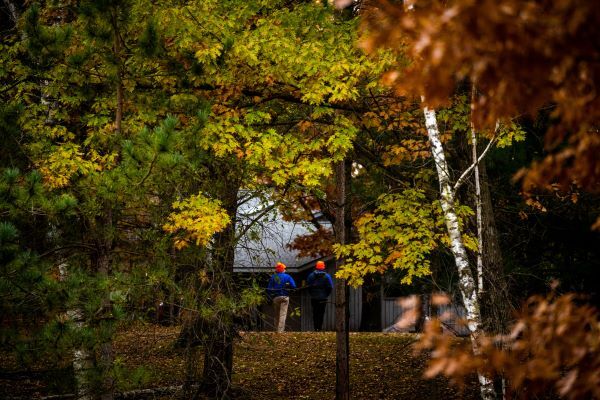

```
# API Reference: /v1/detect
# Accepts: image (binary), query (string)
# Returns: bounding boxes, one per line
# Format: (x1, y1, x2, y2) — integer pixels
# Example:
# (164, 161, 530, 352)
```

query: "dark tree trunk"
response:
(111, 12, 124, 135)
(334, 159, 351, 400)
(359, 276, 382, 332)
(478, 158, 512, 334)
(196, 179, 239, 399)
(94, 210, 115, 400)
(414, 293, 430, 332)
(453, 121, 512, 335)
(200, 326, 234, 398)
(2, 0, 20, 27)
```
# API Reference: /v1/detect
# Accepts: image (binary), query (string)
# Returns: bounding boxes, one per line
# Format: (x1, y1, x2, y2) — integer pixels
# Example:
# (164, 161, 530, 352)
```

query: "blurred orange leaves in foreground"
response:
(415, 292, 600, 399)
(361, 0, 600, 206)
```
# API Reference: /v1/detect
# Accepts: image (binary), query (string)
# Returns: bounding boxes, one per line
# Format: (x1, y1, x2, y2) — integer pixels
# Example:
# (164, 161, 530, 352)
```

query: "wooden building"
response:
(234, 194, 467, 334)
(233, 195, 363, 332)
(381, 294, 469, 336)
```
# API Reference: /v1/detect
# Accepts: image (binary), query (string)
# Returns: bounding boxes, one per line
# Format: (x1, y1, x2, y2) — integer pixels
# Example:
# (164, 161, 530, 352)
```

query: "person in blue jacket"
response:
(267, 262, 296, 332)
(306, 260, 333, 331)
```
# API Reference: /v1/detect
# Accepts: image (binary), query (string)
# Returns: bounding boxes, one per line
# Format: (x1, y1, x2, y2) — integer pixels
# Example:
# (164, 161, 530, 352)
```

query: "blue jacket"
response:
(267, 272, 296, 298)
(306, 270, 333, 300)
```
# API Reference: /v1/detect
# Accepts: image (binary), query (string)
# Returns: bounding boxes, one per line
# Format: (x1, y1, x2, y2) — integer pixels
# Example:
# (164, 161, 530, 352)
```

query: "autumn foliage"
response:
(416, 292, 600, 399)
(287, 226, 334, 259)
(163, 194, 231, 249)
(357, 1, 600, 397)
(361, 0, 600, 199)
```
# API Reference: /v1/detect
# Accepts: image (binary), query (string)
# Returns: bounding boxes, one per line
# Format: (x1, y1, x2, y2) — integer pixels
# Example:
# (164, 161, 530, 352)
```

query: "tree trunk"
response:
(469, 88, 512, 335)
(423, 106, 495, 400)
(181, 341, 199, 397)
(470, 113, 484, 296)
(334, 159, 351, 400)
(58, 263, 94, 400)
(415, 293, 430, 333)
(115, 73, 124, 134)
(472, 121, 510, 398)
(200, 326, 234, 398)
(96, 246, 115, 400)
(478, 158, 512, 334)
(197, 181, 239, 399)
(2, 0, 19, 28)
(359, 276, 382, 332)
(111, 13, 124, 134)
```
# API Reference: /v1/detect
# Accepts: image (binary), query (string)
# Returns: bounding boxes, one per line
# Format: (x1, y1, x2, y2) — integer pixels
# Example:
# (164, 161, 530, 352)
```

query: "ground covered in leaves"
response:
(1, 324, 478, 399)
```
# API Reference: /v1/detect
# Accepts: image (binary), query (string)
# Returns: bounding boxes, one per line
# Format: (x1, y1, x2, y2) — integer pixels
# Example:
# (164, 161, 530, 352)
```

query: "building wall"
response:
(297, 263, 362, 331)
(258, 289, 303, 332)
(300, 284, 362, 332)
(250, 274, 469, 335)
(256, 262, 363, 332)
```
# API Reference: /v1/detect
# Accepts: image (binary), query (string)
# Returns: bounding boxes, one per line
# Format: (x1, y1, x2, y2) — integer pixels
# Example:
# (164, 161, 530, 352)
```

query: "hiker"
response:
(306, 260, 333, 331)
(267, 262, 296, 332)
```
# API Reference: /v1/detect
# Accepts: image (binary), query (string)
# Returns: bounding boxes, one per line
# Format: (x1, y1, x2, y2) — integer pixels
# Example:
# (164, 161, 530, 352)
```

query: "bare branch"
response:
(452, 129, 498, 194)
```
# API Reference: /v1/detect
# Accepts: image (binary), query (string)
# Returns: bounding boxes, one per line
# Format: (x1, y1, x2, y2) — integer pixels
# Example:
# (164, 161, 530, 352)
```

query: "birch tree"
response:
(3, 4, 96, 398)
(1, 3, 202, 398)
(423, 106, 496, 399)
(360, 0, 600, 224)
(354, 1, 543, 397)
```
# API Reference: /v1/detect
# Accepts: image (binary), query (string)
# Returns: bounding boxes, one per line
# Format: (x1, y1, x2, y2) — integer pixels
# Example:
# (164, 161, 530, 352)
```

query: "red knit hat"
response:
(316, 261, 326, 270)
(275, 262, 286, 273)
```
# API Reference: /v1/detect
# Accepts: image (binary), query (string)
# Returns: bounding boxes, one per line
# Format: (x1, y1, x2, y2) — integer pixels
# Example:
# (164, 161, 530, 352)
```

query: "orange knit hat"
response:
(275, 262, 286, 272)
(316, 261, 326, 270)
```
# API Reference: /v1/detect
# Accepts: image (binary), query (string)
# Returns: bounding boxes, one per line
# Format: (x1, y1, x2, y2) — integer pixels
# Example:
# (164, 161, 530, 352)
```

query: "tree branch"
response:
(452, 133, 498, 194)
(240, 89, 363, 113)
(234, 200, 281, 243)
(297, 195, 322, 229)
(135, 151, 158, 187)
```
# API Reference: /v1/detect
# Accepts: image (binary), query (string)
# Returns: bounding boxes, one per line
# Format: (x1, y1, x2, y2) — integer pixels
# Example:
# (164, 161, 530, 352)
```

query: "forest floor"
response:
(1, 323, 478, 399)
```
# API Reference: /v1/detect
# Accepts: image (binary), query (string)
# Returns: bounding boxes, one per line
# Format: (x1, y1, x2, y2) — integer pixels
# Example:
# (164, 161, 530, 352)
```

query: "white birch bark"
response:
(423, 106, 495, 400)
(58, 263, 93, 400)
(70, 314, 94, 400)
(37, 5, 92, 394)
(470, 105, 484, 295)
(16, 4, 96, 398)
(2, 0, 19, 26)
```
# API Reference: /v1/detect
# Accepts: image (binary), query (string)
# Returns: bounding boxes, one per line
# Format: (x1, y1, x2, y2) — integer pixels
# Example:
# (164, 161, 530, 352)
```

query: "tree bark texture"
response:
(469, 88, 511, 335)
(334, 159, 351, 400)
(200, 327, 233, 399)
(58, 263, 94, 400)
(470, 118, 484, 295)
(111, 13, 124, 134)
(2, 0, 20, 28)
(197, 181, 239, 399)
(423, 107, 495, 400)
(415, 293, 431, 333)
(478, 157, 512, 334)
(96, 244, 115, 400)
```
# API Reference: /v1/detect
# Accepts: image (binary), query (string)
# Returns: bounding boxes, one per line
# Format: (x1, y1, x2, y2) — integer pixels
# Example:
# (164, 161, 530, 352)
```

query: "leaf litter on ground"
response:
(0, 323, 479, 399)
